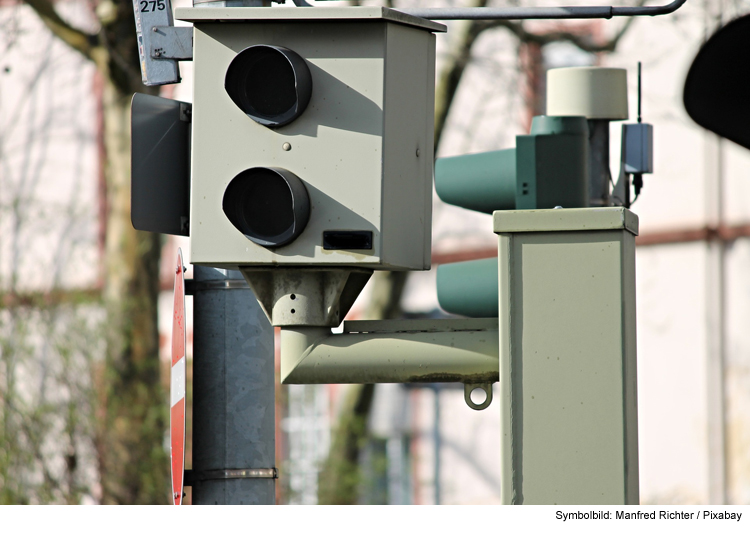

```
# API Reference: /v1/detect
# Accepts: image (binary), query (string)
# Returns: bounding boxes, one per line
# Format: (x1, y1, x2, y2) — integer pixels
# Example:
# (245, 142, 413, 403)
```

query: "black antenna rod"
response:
(638, 61, 642, 123)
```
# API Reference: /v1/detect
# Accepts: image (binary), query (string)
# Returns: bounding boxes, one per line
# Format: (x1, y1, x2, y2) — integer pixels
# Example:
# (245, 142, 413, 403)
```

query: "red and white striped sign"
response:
(170, 249, 186, 505)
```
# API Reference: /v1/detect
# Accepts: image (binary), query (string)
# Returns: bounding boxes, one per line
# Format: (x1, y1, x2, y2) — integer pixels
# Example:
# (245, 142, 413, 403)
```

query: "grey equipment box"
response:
(495, 207, 640, 504)
(177, 7, 444, 271)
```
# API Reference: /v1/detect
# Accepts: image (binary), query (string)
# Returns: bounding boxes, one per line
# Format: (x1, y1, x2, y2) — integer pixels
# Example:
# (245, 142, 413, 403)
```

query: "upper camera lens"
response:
(225, 45, 313, 128)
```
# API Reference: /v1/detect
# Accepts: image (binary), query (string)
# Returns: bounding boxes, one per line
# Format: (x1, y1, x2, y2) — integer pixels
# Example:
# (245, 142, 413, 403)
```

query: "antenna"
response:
(613, 61, 653, 207)
(637, 61, 642, 123)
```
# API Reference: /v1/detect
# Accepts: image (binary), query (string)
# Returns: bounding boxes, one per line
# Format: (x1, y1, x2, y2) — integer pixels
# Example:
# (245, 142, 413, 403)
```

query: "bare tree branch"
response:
(24, 0, 98, 62)
(477, 0, 647, 53)
(434, 0, 490, 149)
(434, 0, 647, 149)
(476, 16, 639, 54)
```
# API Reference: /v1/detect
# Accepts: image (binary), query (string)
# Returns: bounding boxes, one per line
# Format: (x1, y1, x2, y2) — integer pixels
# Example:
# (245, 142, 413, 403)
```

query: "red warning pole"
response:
(170, 249, 187, 505)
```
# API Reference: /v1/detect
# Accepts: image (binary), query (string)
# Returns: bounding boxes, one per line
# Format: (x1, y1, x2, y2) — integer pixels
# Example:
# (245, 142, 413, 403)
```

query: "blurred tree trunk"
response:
(317, 271, 406, 504)
(25, 0, 168, 503)
(98, 78, 165, 505)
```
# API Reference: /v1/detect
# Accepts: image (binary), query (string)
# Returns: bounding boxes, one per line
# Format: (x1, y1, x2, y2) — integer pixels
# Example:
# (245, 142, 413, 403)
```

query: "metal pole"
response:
(587, 119, 611, 207)
(704, 131, 727, 504)
(398, 0, 687, 20)
(191, 266, 275, 504)
(433, 385, 441, 505)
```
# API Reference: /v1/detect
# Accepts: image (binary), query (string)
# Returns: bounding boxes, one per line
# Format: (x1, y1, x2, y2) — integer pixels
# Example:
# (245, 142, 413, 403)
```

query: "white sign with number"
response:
(132, 0, 181, 86)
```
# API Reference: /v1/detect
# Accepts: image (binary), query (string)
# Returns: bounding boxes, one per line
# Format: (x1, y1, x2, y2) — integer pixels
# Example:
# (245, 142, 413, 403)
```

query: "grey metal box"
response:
(176, 7, 443, 270)
(624, 122, 653, 174)
(495, 207, 640, 504)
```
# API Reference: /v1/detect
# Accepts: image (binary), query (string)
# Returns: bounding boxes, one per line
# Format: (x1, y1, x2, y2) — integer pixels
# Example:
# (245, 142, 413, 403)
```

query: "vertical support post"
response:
(704, 131, 727, 504)
(433, 385, 441, 505)
(496, 207, 640, 504)
(192, 266, 275, 504)
(587, 119, 611, 207)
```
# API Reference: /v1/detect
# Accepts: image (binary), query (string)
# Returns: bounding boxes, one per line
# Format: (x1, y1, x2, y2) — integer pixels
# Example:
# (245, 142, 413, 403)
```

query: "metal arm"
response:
(280, 318, 499, 410)
(398, 0, 687, 20)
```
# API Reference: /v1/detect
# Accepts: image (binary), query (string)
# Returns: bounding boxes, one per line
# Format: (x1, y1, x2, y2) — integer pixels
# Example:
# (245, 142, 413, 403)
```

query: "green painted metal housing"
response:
(515, 115, 588, 209)
(434, 115, 588, 213)
(434, 149, 516, 213)
(436, 257, 498, 318)
(434, 115, 589, 318)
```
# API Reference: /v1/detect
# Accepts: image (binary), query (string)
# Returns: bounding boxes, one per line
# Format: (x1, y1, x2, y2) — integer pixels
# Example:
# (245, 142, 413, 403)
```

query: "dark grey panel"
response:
(131, 92, 191, 235)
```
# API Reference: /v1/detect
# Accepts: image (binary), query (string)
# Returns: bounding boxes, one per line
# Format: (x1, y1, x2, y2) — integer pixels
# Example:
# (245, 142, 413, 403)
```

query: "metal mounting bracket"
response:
(280, 318, 499, 410)
(132, 0, 186, 85)
(151, 26, 194, 60)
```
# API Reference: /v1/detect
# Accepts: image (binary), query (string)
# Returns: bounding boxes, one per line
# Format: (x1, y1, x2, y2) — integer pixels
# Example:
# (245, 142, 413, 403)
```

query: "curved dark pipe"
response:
(398, 0, 687, 20)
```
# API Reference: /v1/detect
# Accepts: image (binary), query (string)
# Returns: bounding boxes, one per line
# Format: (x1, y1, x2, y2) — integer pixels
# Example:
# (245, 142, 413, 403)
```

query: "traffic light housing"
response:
(177, 7, 444, 272)
(435, 115, 589, 317)
(435, 115, 588, 214)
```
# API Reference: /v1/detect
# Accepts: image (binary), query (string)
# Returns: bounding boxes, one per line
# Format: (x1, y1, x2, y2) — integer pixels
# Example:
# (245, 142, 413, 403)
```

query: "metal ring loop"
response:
(464, 382, 493, 410)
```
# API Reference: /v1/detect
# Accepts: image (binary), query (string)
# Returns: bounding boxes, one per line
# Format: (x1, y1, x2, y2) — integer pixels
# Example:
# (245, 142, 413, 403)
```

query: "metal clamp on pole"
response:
(185, 468, 278, 486)
(185, 278, 250, 295)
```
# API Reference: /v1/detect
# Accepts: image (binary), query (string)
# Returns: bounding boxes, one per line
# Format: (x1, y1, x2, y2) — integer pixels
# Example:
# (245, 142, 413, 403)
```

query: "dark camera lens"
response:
(240, 48, 297, 118)
(223, 167, 310, 248)
(225, 45, 312, 128)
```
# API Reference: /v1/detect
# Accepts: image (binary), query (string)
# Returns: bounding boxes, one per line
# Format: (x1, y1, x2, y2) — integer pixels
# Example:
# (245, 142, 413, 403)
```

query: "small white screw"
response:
(282, 143, 292, 151)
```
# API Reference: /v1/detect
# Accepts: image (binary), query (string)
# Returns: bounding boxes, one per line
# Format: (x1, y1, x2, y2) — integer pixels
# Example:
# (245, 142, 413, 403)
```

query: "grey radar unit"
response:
(180, 7, 443, 326)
